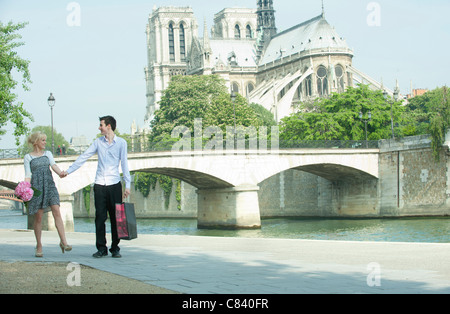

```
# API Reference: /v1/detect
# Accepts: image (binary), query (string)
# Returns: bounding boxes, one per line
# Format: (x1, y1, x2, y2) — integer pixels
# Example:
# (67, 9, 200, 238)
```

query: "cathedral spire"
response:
(256, 0, 277, 38)
(256, 0, 277, 62)
(322, 0, 325, 18)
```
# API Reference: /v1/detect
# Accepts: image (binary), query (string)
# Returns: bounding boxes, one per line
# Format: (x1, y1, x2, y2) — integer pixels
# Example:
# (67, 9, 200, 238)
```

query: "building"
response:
(407, 88, 429, 99)
(143, 1, 397, 127)
(69, 135, 90, 154)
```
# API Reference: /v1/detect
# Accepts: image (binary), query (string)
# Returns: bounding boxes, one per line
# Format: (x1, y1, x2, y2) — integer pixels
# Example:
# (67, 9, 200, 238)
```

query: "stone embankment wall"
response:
(378, 135, 450, 217)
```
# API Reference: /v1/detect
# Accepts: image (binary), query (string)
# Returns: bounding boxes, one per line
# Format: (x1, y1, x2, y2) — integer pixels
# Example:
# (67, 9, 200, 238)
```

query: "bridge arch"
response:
(245, 152, 379, 187)
(256, 162, 378, 189)
(133, 167, 234, 190)
(293, 163, 378, 182)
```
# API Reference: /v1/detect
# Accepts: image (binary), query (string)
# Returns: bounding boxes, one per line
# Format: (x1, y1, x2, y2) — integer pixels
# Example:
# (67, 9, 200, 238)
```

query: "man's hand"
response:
(123, 188, 131, 199)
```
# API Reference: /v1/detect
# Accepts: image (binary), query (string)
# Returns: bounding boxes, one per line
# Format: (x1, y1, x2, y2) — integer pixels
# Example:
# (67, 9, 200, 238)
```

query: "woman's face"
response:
(35, 136, 47, 151)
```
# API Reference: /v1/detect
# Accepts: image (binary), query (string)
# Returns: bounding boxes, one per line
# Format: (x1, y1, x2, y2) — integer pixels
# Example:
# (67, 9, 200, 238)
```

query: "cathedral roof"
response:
(209, 39, 257, 68)
(259, 14, 352, 65)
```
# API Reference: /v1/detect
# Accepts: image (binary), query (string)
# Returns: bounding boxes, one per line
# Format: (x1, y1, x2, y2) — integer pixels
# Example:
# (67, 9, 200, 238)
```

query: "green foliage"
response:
(82, 185, 91, 214)
(249, 102, 277, 127)
(149, 75, 273, 144)
(279, 84, 404, 142)
(133, 172, 181, 210)
(401, 86, 450, 160)
(428, 87, 450, 160)
(0, 21, 33, 145)
(175, 179, 181, 210)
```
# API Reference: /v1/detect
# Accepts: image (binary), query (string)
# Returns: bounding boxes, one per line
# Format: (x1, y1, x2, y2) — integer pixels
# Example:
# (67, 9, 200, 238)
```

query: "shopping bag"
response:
(115, 202, 138, 240)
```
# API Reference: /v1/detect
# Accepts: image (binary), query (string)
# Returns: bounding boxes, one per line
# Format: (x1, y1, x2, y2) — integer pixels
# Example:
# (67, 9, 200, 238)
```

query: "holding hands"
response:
(59, 170, 68, 179)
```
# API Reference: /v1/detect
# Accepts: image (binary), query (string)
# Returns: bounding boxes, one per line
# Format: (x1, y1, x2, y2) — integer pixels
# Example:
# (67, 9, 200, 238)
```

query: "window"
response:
(232, 82, 240, 94)
(246, 25, 252, 38)
(246, 83, 255, 96)
(169, 23, 175, 62)
(317, 66, 328, 96)
(304, 75, 312, 97)
(235, 25, 241, 39)
(180, 24, 186, 61)
(335, 65, 345, 93)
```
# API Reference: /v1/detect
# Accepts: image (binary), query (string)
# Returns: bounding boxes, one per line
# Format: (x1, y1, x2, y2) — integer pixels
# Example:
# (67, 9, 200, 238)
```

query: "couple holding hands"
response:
(24, 116, 131, 258)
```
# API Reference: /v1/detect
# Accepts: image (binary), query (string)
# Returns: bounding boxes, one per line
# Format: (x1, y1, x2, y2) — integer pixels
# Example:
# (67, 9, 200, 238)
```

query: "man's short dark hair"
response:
(99, 116, 116, 131)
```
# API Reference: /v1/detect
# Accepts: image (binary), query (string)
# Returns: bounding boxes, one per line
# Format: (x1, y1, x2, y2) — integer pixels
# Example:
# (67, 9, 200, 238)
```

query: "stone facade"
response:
(142, 1, 388, 129)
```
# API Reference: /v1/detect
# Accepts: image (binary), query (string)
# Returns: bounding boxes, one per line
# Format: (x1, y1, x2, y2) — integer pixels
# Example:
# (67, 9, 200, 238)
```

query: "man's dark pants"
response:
(94, 182, 122, 254)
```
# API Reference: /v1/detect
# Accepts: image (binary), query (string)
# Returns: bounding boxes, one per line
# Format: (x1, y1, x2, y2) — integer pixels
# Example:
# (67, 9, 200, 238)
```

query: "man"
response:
(64, 116, 131, 258)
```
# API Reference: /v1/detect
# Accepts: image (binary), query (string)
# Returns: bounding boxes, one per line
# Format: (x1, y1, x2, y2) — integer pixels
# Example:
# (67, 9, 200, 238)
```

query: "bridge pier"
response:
(27, 194, 74, 233)
(197, 185, 261, 229)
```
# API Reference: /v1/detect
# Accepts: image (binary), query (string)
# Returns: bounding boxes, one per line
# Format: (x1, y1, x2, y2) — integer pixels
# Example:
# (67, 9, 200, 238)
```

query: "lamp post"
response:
(359, 110, 372, 148)
(384, 81, 400, 140)
(48, 93, 55, 154)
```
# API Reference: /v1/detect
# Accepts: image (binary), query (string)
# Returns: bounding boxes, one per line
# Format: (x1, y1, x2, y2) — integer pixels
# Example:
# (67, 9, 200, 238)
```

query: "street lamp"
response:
(384, 82, 400, 140)
(48, 93, 55, 154)
(359, 110, 372, 148)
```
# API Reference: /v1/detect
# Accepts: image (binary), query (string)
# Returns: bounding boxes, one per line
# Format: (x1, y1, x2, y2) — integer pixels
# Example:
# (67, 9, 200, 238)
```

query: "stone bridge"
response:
(0, 148, 379, 230)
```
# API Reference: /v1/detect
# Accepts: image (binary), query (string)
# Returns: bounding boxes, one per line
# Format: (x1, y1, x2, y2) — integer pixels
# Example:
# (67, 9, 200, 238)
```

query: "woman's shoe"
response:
(35, 248, 43, 258)
(59, 242, 72, 254)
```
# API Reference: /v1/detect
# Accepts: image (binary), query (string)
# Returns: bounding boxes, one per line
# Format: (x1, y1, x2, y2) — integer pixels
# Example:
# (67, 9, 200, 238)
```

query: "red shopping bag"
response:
(115, 203, 138, 240)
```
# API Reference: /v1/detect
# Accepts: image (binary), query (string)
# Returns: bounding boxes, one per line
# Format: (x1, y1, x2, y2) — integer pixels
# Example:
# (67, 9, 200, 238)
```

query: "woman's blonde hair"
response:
(27, 132, 47, 147)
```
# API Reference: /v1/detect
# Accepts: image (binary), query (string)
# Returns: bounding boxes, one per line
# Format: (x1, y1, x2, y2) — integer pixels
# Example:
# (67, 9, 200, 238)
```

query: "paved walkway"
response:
(0, 228, 449, 294)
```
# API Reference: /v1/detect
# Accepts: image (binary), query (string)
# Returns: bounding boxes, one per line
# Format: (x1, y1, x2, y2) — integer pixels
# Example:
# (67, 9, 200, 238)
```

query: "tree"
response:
(279, 84, 405, 142)
(428, 87, 450, 160)
(19, 126, 71, 155)
(401, 86, 450, 160)
(149, 75, 273, 143)
(0, 21, 33, 145)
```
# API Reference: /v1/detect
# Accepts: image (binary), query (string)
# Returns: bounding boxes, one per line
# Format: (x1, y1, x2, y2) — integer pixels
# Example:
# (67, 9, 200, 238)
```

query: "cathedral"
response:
(143, 0, 394, 127)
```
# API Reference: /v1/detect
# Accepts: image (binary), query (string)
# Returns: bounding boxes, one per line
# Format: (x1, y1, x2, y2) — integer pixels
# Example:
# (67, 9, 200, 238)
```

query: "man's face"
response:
(99, 120, 110, 135)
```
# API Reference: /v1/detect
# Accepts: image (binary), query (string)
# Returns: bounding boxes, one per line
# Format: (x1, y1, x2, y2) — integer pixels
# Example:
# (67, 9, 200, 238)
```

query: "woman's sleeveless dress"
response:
(27, 155, 60, 215)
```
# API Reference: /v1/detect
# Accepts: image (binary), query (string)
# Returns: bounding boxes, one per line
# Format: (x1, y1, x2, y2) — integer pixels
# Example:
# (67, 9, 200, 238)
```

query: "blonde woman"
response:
(24, 132, 72, 257)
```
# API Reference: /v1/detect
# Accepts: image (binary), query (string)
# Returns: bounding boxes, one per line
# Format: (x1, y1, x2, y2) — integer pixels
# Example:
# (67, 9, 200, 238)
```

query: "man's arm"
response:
(66, 140, 98, 175)
(120, 139, 131, 198)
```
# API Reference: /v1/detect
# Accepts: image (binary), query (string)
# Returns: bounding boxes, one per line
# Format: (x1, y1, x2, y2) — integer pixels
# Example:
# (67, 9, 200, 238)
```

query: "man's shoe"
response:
(92, 251, 108, 258)
(111, 251, 122, 258)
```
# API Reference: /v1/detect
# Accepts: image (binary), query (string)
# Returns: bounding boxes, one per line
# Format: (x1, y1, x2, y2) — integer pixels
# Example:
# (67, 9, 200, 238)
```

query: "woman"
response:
(24, 132, 72, 257)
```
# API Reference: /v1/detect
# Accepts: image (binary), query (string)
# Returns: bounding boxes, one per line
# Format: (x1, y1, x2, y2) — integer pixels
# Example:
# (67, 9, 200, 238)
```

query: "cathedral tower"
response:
(256, 0, 277, 38)
(144, 6, 198, 126)
(256, 0, 277, 62)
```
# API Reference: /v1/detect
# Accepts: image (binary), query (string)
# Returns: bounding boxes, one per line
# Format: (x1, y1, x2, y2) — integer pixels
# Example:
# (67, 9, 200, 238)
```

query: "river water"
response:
(1, 208, 449, 243)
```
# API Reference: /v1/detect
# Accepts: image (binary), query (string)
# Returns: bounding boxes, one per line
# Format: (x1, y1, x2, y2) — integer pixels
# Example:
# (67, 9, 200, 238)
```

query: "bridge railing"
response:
(126, 139, 380, 153)
(278, 140, 379, 149)
(0, 140, 380, 159)
(0, 149, 20, 159)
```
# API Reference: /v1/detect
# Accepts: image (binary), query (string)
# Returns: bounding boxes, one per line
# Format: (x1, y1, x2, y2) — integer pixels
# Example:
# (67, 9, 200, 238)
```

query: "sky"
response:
(1, 0, 449, 149)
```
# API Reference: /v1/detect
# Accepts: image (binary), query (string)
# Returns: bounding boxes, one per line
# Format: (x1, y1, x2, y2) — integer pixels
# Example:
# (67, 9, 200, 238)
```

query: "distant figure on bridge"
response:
(62, 116, 131, 259)
(24, 132, 72, 258)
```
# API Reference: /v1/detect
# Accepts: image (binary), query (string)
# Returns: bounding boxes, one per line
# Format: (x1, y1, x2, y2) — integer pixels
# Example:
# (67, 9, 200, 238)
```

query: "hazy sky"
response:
(1, 0, 449, 148)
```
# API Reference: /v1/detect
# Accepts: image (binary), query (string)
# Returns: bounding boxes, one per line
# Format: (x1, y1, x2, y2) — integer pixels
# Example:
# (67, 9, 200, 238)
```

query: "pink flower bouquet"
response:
(15, 181, 34, 202)
(14, 182, 41, 208)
